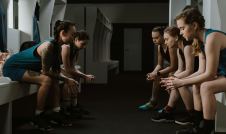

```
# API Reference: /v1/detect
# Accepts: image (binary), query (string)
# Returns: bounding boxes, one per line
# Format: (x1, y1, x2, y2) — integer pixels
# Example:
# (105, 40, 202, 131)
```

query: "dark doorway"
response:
(110, 23, 167, 74)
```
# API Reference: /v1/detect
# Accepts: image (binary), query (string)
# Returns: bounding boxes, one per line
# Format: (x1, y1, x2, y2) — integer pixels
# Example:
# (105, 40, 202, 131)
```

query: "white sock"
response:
(52, 106, 61, 112)
(35, 110, 43, 115)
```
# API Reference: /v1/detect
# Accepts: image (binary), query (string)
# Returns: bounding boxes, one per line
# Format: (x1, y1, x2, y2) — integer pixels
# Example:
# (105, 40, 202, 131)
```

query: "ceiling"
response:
(67, 0, 169, 4)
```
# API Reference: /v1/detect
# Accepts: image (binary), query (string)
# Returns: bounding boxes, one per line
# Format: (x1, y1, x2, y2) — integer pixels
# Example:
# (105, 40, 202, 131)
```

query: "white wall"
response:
(18, 0, 37, 44)
(2, 0, 9, 13)
(51, 0, 67, 37)
(203, 0, 221, 30)
(65, 3, 169, 24)
(39, 0, 55, 41)
(97, 3, 169, 23)
(64, 6, 85, 70)
(64, 6, 85, 29)
(6, 0, 67, 52)
(169, 0, 190, 26)
(52, 4, 67, 36)
(7, 29, 20, 53)
(203, 0, 226, 32)
(7, 0, 14, 28)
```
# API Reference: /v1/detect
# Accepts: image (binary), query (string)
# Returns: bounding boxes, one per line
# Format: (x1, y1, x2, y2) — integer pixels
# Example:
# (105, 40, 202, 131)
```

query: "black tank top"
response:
(160, 45, 170, 62)
(179, 39, 199, 71)
(179, 39, 192, 63)
(69, 44, 79, 62)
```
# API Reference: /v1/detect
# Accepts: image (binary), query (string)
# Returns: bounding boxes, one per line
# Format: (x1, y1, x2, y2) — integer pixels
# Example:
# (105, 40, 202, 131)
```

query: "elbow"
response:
(205, 72, 216, 80)
(65, 69, 73, 74)
(157, 64, 162, 68)
(171, 66, 178, 72)
(197, 69, 205, 75)
(187, 69, 193, 75)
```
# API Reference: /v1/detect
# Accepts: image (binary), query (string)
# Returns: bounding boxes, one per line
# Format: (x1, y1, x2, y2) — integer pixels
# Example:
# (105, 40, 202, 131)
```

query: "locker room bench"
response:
(0, 77, 38, 134)
(215, 92, 226, 132)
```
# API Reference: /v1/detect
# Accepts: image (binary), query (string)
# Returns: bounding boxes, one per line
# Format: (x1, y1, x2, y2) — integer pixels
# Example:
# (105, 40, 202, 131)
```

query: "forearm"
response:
(64, 67, 86, 79)
(181, 73, 214, 86)
(159, 66, 176, 75)
(75, 70, 86, 78)
(182, 71, 203, 79)
(175, 70, 193, 79)
(174, 69, 183, 75)
(153, 65, 162, 73)
(43, 71, 69, 82)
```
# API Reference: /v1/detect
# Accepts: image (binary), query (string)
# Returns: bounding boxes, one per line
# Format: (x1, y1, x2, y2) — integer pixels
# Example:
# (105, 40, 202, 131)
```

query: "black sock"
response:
(164, 105, 174, 113)
(199, 119, 215, 133)
(187, 109, 194, 116)
(192, 110, 203, 127)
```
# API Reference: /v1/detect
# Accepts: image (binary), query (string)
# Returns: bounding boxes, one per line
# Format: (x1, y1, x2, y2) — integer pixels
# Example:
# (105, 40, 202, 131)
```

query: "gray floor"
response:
(14, 72, 190, 134)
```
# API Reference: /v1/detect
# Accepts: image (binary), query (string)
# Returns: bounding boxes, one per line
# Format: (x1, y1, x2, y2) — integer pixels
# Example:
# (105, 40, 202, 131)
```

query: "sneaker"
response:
(175, 127, 213, 134)
(151, 109, 174, 123)
(31, 113, 54, 132)
(175, 115, 194, 126)
(70, 105, 90, 115)
(176, 127, 199, 134)
(138, 101, 157, 111)
(176, 124, 214, 134)
(46, 111, 72, 127)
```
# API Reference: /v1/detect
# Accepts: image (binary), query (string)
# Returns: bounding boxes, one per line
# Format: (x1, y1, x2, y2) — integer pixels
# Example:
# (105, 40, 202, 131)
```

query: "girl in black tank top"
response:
(61, 31, 95, 114)
(139, 26, 178, 111)
(152, 27, 197, 123)
(159, 45, 170, 63)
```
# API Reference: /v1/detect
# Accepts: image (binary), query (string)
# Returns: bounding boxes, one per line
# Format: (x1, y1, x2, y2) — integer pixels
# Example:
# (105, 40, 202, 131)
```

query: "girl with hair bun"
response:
(138, 26, 178, 111)
(3, 20, 77, 131)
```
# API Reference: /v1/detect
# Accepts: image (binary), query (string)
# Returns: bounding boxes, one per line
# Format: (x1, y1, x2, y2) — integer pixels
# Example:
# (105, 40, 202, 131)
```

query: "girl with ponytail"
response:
(3, 20, 77, 131)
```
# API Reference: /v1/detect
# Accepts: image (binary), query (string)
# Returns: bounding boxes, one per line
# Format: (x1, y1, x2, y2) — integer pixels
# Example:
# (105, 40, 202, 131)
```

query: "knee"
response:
(200, 82, 212, 96)
(192, 84, 200, 95)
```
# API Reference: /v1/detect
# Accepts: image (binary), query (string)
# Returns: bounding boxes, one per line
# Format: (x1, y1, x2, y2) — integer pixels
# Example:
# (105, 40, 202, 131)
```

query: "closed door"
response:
(124, 28, 142, 71)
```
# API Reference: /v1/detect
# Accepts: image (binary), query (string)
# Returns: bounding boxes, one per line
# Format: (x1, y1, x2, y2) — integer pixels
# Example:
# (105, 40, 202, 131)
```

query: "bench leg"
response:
(215, 102, 226, 132)
(0, 103, 12, 134)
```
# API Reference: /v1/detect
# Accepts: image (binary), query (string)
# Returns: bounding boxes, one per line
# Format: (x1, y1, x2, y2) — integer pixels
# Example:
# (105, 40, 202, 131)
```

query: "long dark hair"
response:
(152, 26, 166, 36)
(19, 41, 36, 52)
(71, 30, 90, 63)
(52, 20, 76, 72)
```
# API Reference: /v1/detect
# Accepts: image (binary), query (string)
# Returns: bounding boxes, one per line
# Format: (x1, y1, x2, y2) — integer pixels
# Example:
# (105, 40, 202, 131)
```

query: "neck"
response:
(178, 40, 183, 49)
(57, 39, 64, 46)
(197, 28, 205, 43)
(161, 43, 167, 49)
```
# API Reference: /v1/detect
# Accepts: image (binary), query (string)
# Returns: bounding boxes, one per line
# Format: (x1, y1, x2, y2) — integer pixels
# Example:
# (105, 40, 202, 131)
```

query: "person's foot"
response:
(138, 101, 157, 111)
(176, 127, 199, 134)
(151, 109, 174, 123)
(175, 127, 214, 134)
(31, 113, 54, 132)
(175, 114, 193, 126)
(176, 120, 214, 134)
(46, 111, 72, 127)
(70, 105, 90, 115)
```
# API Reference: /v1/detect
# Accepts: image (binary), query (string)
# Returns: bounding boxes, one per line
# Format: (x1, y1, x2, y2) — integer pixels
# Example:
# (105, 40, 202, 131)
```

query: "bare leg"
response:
(48, 79, 61, 109)
(178, 86, 193, 111)
(200, 76, 226, 120)
(167, 89, 179, 107)
(150, 77, 160, 102)
(192, 84, 202, 111)
(22, 71, 52, 110)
